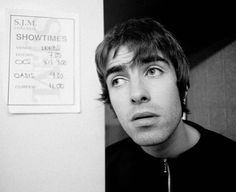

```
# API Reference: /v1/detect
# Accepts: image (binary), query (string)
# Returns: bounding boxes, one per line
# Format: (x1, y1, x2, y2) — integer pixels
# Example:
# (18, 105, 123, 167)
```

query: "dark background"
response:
(104, 0, 235, 58)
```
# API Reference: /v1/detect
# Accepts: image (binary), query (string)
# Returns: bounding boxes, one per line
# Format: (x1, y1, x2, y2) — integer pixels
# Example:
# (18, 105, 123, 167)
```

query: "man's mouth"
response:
(131, 112, 159, 121)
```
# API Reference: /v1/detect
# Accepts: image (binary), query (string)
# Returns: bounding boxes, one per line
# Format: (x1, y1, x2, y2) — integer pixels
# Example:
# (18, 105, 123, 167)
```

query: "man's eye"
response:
(111, 77, 127, 87)
(145, 67, 162, 77)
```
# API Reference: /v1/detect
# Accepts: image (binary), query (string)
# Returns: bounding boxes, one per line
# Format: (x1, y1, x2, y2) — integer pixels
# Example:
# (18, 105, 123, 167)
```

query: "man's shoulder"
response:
(106, 138, 139, 166)
(106, 137, 136, 156)
(185, 120, 236, 150)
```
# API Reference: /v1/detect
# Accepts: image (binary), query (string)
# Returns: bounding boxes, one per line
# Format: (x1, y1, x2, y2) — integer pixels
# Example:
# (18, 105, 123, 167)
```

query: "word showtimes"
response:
(16, 33, 67, 42)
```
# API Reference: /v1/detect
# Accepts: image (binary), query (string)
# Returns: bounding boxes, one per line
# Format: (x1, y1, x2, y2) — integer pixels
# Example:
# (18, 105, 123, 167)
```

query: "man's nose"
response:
(129, 78, 150, 105)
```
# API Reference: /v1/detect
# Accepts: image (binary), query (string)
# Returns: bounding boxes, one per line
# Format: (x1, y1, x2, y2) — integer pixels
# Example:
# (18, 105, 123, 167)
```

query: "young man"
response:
(95, 18, 236, 192)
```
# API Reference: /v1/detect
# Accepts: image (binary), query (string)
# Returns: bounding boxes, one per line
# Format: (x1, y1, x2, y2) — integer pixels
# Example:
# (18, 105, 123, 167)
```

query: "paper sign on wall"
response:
(7, 10, 80, 113)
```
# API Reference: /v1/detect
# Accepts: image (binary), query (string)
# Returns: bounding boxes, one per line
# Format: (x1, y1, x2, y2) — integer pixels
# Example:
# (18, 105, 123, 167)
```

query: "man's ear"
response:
(184, 85, 189, 101)
(183, 90, 188, 104)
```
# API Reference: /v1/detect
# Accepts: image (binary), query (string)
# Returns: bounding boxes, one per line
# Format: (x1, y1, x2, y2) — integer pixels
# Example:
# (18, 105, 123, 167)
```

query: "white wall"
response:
(0, 0, 104, 192)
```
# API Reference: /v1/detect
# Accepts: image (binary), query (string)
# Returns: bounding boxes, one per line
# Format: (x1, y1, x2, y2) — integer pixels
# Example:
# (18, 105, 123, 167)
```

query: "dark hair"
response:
(95, 18, 190, 114)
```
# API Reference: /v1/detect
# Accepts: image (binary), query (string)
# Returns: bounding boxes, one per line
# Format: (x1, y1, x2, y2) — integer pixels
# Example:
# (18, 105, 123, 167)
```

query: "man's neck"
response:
(141, 120, 200, 158)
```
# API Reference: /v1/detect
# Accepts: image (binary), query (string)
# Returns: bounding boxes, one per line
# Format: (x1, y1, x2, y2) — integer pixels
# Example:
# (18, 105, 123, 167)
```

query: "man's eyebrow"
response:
(105, 65, 126, 80)
(139, 55, 170, 65)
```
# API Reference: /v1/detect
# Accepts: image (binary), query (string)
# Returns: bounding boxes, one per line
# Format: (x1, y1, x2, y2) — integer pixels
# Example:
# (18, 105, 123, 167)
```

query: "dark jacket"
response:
(106, 121, 236, 192)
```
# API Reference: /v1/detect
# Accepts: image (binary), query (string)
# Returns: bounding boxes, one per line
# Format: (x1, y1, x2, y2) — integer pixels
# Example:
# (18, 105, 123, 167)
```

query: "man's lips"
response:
(131, 112, 159, 121)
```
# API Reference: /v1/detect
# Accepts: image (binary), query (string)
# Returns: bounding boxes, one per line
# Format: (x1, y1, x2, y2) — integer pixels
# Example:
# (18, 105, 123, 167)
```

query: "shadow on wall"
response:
(188, 37, 236, 142)
(189, 36, 236, 69)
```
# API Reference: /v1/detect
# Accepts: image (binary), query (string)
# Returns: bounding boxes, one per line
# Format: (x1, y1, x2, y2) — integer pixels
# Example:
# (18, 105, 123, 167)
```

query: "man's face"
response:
(106, 46, 182, 146)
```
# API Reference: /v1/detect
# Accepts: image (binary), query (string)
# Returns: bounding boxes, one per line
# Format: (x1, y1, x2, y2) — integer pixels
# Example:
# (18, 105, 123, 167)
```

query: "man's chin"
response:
(126, 124, 172, 146)
(132, 135, 167, 147)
